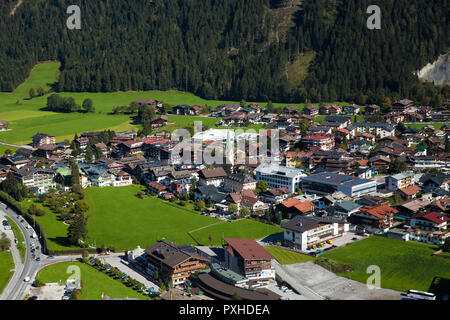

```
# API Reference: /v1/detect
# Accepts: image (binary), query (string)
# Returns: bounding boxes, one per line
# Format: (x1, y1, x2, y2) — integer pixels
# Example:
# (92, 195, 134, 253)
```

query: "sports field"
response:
(322, 236, 450, 293)
(36, 261, 145, 300)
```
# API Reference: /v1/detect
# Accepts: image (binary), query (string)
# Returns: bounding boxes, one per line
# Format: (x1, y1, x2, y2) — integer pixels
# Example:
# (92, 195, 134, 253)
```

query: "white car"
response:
(62, 295, 70, 300)
(24, 276, 31, 282)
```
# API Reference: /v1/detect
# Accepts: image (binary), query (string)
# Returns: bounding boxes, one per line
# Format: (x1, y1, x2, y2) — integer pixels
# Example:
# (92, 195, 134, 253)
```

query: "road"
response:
(0, 142, 33, 150)
(0, 202, 82, 300)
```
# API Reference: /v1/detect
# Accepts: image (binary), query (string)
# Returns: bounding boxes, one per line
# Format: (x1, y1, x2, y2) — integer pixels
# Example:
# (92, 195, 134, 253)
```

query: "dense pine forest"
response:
(0, 0, 448, 104)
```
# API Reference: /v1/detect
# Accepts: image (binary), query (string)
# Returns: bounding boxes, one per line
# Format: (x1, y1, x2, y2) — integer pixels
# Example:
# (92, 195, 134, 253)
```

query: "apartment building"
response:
(255, 164, 307, 193)
(282, 215, 349, 251)
(301, 135, 335, 151)
(15, 167, 56, 194)
(223, 238, 275, 282)
(385, 171, 415, 191)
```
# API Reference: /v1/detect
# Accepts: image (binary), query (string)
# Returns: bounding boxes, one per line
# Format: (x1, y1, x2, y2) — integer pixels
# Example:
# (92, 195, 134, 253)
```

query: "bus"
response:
(406, 289, 436, 300)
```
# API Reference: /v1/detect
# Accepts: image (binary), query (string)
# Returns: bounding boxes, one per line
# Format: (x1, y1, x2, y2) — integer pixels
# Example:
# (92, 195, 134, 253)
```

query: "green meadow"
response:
(36, 261, 146, 300)
(322, 236, 450, 293)
(264, 246, 315, 265)
(0, 251, 14, 295)
(0, 61, 346, 145)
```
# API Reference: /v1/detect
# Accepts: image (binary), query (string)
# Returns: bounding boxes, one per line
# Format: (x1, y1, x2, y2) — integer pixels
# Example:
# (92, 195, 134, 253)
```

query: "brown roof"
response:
(223, 238, 273, 260)
(359, 205, 398, 219)
(148, 181, 167, 192)
(145, 241, 207, 268)
(281, 198, 301, 208)
(294, 201, 316, 214)
(200, 167, 227, 179)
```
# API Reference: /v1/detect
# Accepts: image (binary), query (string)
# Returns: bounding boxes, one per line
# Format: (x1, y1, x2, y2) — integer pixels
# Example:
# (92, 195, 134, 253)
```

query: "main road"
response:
(0, 202, 80, 300)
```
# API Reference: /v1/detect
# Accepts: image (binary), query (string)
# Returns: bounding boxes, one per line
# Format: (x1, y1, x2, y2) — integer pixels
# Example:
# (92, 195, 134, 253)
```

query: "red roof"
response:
(399, 185, 421, 196)
(359, 205, 398, 219)
(223, 238, 273, 260)
(303, 135, 330, 140)
(294, 201, 316, 214)
(411, 212, 449, 224)
(281, 198, 301, 208)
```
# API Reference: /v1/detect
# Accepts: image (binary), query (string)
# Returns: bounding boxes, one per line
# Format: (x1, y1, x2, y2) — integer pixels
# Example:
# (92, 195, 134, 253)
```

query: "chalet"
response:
(15, 167, 56, 194)
(398, 185, 421, 199)
(32, 133, 55, 148)
(148, 181, 168, 195)
(144, 241, 210, 285)
(369, 155, 391, 170)
(198, 167, 227, 187)
(33, 144, 58, 159)
(365, 105, 380, 115)
(396, 198, 431, 217)
(303, 105, 319, 116)
(223, 173, 256, 192)
(227, 190, 267, 213)
(320, 105, 342, 115)
(332, 200, 362, 217)
(116, 140, 144, 157)
(260, 187, 291, 204)
(324, 116, 351, 128)
(284, 106, 299, 115)
(74, 137, 89, 149)
(78, 163, 114, 187)
(343, 104, 361, 115)
(150, 115, 168, 129)
(1, 155, 30, 169)
(419, 173, 450, 192)
(302, 135, 334, 151)
(112, 171, 132, 187)
(392, 99, 414, 113)
(172, 105, 197, 115)
(352, 205, 398, 232)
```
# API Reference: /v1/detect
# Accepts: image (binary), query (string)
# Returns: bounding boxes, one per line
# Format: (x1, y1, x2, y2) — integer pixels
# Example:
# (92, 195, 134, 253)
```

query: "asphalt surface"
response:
(0, 202, 80, 300)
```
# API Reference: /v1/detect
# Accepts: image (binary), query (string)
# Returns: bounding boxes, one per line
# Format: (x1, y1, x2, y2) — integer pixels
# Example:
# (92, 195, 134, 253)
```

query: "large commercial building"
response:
(255, 164, 307, 193)
(301, 172, 377, 197)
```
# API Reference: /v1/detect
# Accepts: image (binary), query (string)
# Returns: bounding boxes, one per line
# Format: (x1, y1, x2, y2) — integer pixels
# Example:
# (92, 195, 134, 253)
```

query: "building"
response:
(223, 238, 275, 282)
(144, 241, 210, 285)
(386, 171, 415, 191)
(301, 135, 334, 151)
(32, 133, 56, 148)
(14, 167, 56, 194)
(410, 212, 449, 233)
(347, 123, 396, 139)
(352, 205, 398, 232)
(223, 173, 256, 192)
(198, 167, 227, 188)
(301, 172, 377, 197)
(255, 164, 307, 193)
(282, 215, 349, 251)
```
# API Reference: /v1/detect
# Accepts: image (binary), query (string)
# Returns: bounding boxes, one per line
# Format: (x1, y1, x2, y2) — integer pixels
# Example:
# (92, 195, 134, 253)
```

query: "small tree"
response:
(29, 88, 36, 99)
(208, 234, 214, 246)
(239, 207, 250, 218)
(0, 233, 11, 251)
(37, 86, 45, 96)
(228, 204, 238, 215)
(255, 181, 268, 194)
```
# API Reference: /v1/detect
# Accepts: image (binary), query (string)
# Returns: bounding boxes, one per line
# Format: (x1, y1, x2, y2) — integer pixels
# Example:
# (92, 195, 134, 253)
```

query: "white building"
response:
(385, 171, 415, 191)
(255, 164, 307, 193)
(282, 215, 349, 251)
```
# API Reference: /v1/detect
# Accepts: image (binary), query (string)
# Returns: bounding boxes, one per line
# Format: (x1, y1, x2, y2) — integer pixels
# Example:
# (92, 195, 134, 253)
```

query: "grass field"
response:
(36, 261, 146, 300)
(406, 123, 447, 131)
(5, 216, 26, 263)
(0, 250, 14, 296)
(0, 61, 347, 145)
(264, 246, 315, 265)
(189, 219, 283, 246)
(85, 185, 282, 249)
(322, 236, 450, 293)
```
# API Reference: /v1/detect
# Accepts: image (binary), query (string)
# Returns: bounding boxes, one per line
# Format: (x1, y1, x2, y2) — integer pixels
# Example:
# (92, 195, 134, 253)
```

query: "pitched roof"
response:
(200, 167, 227, 179)
(223, 238, 273, 260)
(411, 212, 449, 224)
(281, 198, 301, 208)
(283, 215, 345, 233)
(398, 185, 421, 196)
(359, 205, 398, 219)
(294, 201, 316, 213)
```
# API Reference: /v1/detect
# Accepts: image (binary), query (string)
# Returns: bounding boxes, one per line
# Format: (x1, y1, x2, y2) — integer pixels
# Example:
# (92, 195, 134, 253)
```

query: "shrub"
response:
(314, 257, 354, 273)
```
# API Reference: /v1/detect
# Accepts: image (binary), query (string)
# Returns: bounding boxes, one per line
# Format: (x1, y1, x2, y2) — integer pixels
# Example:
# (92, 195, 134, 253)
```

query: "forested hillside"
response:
(0, 0, 448, 104)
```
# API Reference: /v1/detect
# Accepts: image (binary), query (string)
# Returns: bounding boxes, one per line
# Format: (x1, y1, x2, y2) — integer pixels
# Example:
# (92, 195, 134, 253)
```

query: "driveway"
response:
(280, 261, 402, 300)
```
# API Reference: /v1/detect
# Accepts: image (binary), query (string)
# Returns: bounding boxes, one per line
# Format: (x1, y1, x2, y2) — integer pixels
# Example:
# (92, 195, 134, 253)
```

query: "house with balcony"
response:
(144, 241, 210, 286)
(282, 215, 349, 251)
(385, 171, 415, 191)
(223, 238, 275, 282)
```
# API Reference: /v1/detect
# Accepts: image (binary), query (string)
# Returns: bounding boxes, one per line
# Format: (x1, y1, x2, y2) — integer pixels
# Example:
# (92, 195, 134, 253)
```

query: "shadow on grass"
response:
(47, 236, 74, 248)
(428, 276, 450, 300)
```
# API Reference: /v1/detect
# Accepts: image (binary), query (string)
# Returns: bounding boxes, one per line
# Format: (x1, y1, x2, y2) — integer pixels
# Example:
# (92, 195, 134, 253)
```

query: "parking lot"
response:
(102, 255, 160, 292)
(303, 232, 368, 255)
(29, 283, 66, 300)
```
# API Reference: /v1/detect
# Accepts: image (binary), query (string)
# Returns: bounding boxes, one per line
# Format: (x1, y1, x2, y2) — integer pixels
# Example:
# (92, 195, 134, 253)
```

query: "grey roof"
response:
(255, 163, 306, 178)
(335, 200, 361, 212)
(302, 172, 374, 188)
(225, 173, 256, 184)
(324, 116, 350, 123)
(283, 215, 345, 233)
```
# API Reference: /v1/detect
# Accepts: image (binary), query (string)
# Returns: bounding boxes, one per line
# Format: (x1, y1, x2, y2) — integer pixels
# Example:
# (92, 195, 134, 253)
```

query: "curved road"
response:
(0, 203, 79, 300)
